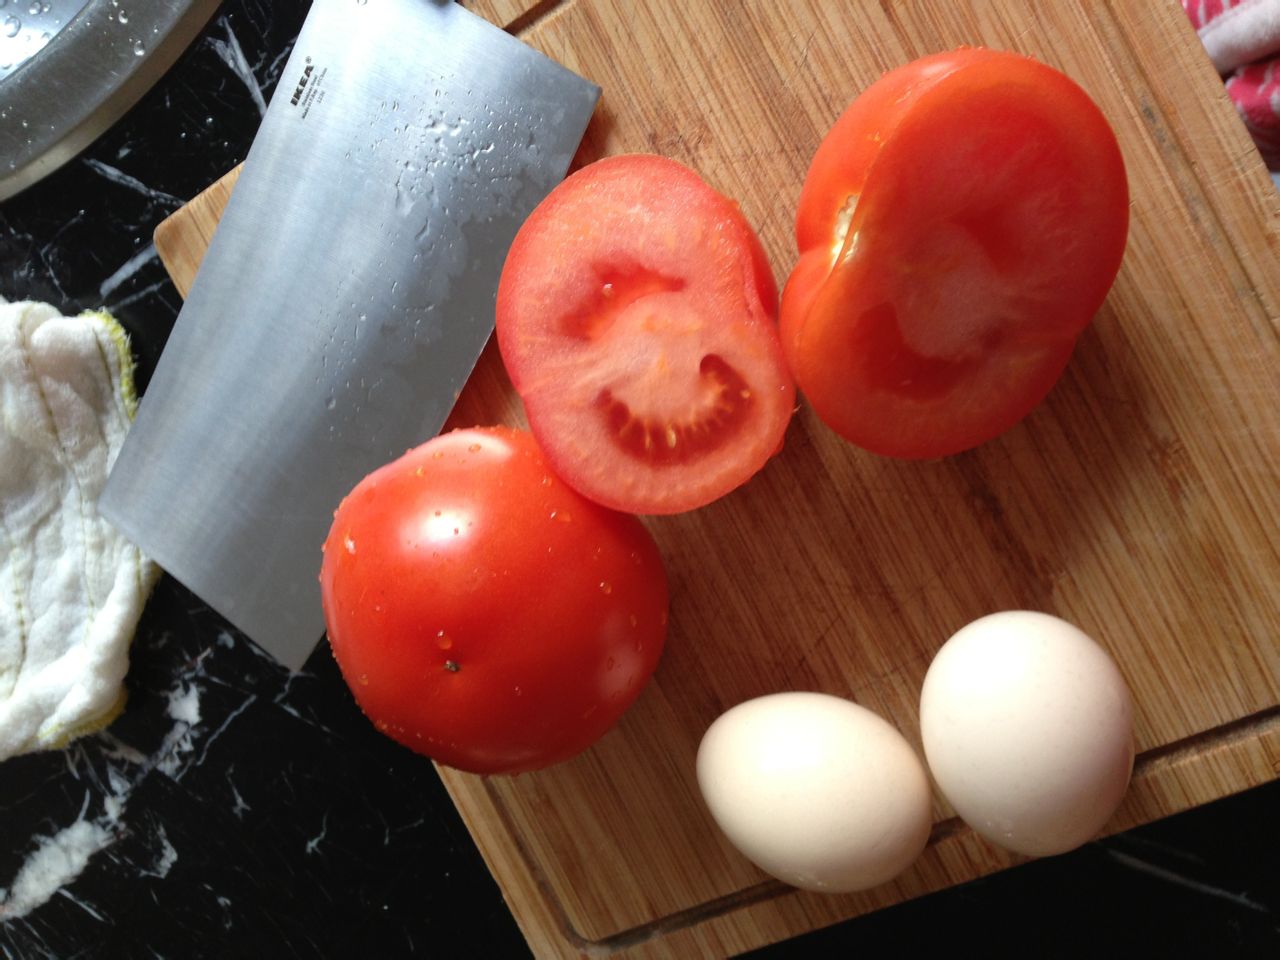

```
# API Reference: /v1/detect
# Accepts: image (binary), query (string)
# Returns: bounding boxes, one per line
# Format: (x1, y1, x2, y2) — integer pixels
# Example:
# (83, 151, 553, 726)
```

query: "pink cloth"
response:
(1183, 0, 1280, 168)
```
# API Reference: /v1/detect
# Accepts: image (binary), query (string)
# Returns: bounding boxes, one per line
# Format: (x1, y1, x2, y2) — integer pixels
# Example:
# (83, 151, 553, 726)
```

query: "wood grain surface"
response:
(155, 1, 1280, 957)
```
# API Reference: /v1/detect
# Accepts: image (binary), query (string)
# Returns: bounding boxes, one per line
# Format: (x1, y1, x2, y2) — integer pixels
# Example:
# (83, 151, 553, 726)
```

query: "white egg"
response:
(696, 692, 932, 893)
(919, 611, 1134, 857)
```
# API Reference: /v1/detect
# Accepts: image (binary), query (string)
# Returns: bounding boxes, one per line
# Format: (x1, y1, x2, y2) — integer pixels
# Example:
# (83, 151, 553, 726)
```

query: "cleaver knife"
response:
(99, 0, 600, 670)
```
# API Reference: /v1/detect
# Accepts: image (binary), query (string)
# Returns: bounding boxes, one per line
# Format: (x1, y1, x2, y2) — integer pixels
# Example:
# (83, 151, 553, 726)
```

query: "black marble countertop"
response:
(1, 2, 1277, 957)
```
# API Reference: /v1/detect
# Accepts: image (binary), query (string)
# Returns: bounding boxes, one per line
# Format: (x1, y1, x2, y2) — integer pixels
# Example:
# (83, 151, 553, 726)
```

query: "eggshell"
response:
(920, 611, 1134, 857)
(696, 692, 932, 893)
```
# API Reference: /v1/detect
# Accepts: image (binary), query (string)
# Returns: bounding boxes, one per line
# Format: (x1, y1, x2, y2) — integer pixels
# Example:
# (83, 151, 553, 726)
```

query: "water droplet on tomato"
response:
(629, 613, 638, 628)
(436, 631, 453, 650)
(432, 450, 444, 459)
(557, 511, 573, 524)
(359, 673, 369, 686)
(376, 719, 389, 732)
(606, 656, 616, 670)
(467, 443, 482, 452)
(514, 686, 522, 697)
(344, 533, 356, 554)
(540, 475, 553, 487)
(599, 581, 612, 595)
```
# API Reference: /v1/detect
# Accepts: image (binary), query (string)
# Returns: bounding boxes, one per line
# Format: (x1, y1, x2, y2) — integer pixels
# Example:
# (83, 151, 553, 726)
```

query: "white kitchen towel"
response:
(0, 299, 158, 761)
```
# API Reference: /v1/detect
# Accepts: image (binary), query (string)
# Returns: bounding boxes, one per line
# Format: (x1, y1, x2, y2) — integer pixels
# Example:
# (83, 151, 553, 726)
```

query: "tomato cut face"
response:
(497, 154, 795, 515)
(781, 49, 1129, 459)
(320, 427, 669, 775)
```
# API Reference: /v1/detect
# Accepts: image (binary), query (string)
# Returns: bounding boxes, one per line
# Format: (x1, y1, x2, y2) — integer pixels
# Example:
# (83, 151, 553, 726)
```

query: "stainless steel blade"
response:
(99, 0, 599, 669)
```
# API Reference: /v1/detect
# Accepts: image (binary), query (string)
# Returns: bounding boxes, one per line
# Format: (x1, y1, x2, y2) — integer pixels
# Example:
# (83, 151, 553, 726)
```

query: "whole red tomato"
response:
(781, 48, 1129, 459)
(496, 154, 795, 515)
(320, 426, 669, 774)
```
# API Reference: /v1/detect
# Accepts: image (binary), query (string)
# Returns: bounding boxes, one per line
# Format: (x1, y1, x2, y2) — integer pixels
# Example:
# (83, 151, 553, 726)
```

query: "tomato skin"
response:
(320, 427, 668, 775)
(781, 49, 1129, 459)
(496, 154, 795, 515)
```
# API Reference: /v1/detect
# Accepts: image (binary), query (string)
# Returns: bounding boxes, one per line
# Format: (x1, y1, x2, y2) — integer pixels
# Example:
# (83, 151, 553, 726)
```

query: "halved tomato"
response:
(781, 49, 1129, 459)
(496, 154, 795, 515)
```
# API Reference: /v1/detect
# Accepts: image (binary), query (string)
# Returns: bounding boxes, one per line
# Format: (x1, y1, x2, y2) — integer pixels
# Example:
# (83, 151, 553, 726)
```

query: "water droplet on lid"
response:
(4, 16, 20, 38)
(132, 40, 145, 56)
(116, 9, 127, 23)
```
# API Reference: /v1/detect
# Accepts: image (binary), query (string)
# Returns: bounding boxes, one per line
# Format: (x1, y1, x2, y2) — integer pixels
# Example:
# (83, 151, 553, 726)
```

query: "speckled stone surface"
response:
(0, 3, 1276, 957)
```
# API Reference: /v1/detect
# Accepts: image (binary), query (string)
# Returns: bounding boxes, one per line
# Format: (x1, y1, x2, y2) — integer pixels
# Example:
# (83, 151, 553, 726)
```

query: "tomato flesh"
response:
(781, 49, 1129, 459)
(319, 427, 669, 775)
(497, 154, 795, 514)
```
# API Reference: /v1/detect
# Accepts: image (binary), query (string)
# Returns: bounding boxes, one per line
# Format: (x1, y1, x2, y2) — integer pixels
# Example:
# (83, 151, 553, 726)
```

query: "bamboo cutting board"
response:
(155, 1, 1280, 956)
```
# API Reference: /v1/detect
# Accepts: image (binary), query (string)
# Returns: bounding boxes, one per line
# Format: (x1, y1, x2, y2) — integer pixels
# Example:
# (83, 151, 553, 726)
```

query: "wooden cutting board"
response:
(154, 1, 1280, 956)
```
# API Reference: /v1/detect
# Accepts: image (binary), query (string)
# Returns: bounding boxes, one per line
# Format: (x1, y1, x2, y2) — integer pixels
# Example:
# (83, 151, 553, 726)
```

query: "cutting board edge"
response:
(442, 707, 1280, 958)
(154, 167, 241, 299)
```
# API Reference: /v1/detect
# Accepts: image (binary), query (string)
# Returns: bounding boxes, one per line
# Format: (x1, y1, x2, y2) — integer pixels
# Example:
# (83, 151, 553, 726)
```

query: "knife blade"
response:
(99, 0, 600, 670)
